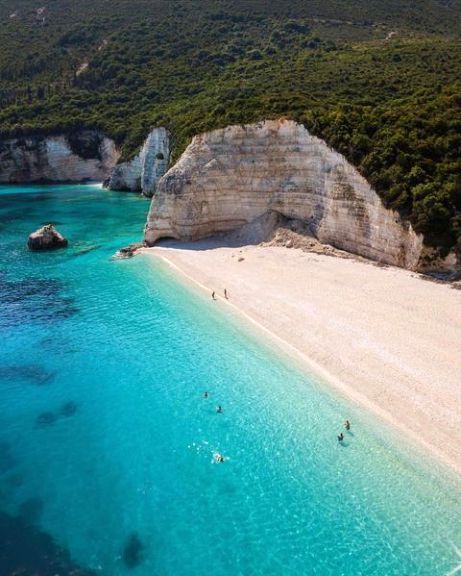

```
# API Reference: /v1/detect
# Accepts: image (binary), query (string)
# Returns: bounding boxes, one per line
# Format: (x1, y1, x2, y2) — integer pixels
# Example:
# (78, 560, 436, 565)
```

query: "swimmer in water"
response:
(203, 391, 209, 399)
(216, 405, 223, 413)
(338, 433, 344, 442)
(344, 420, 351, 431)
(214, 453, 225, 463)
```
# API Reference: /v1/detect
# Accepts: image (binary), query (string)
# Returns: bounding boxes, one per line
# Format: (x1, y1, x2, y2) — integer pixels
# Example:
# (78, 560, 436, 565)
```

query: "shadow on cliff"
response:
(154, 211, 314, 251)
(155, 237, 238, 251)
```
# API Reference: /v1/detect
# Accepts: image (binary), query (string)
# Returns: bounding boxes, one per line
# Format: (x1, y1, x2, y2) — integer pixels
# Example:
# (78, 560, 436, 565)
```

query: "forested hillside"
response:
(0, 0, 460, 253)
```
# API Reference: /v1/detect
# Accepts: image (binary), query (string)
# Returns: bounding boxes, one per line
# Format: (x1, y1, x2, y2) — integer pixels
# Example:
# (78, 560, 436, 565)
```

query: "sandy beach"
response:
(144, 241, 461, 474)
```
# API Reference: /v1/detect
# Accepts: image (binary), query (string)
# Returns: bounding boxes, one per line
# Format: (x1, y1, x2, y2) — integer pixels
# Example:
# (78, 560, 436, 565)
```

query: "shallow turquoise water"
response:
(0, 184, 460, 576)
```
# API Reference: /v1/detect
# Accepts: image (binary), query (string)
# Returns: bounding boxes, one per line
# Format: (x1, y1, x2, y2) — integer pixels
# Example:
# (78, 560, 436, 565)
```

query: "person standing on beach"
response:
(212, 291, 216, 300)
(224, 288, 229, 299)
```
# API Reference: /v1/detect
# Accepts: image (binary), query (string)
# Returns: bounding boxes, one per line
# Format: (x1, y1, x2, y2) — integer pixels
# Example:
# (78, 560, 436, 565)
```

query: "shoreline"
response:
(141, 242, 461, 476)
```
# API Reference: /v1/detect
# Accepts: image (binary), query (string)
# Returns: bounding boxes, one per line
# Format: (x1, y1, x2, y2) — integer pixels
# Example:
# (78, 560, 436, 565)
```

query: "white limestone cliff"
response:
(0, 131, 119, 183)
(107, 127, 170, 196)
(145, 119, 426, 269)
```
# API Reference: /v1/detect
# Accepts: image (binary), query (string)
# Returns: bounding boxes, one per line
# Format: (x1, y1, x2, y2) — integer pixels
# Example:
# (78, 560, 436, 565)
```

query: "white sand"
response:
(143, 241, 461, 474)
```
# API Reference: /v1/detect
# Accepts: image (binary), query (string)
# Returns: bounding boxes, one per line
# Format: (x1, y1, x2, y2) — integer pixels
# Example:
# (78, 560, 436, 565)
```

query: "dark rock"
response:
(28, 224, 68, 251)
(0, 442, 17, 474)
(75, 244, 100, 257)
(122, 532, 144, 569)
(113, 242, 145, 259)
(35, 411, 57, 427)
(5, 473, 23, 488)
(0, 364, 56, 386)
(18, 497, 43, 525)
(59, 401, 78, 418)
(0, 275, 78, 328)
(0, 509, 98, 576)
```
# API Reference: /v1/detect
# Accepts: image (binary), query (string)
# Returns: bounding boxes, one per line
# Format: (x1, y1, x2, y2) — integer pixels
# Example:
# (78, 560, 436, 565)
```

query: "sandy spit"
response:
(141, 241, 461, 475)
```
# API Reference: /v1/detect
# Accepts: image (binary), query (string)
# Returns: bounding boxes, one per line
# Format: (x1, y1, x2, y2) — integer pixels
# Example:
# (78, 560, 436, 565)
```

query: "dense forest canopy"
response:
(0, 0, 460, 253)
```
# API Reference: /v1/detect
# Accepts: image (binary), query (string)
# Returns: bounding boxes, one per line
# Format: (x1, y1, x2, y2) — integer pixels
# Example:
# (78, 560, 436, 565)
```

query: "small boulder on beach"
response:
(28, 225, 68, 251)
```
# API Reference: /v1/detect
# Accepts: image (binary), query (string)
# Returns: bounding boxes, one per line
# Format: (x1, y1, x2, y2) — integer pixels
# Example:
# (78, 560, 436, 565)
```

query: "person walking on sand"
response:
(224, 288, 229, 299)
(212, 291, 216, 301)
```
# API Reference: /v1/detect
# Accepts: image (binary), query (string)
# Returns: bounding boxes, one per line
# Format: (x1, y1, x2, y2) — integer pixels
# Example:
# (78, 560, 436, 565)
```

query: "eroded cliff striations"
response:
(0, 131, 119, 183)
(145, 119, 425, 269)
(107, 128, 170, 196)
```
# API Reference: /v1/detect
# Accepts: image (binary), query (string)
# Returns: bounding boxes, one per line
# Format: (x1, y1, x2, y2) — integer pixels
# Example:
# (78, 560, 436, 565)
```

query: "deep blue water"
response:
(0, 184, 460, 576)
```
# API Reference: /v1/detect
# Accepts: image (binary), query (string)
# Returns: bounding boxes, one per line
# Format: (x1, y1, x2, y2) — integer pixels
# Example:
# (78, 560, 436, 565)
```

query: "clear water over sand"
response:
(0, 184, 460, 576)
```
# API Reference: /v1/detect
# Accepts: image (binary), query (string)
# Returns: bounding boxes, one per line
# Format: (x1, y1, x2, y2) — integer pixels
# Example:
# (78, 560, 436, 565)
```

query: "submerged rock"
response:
(0, 364, 56, 386)
(0, 442, 17, 474)
(122, 532, 144, 568)
(28, 224, 68, 251)
(75, 244, 100, 257)
(0, 275, 78, 327)
(18, 497, 43, 526)
(0, 509, 98, 576)
(59, 401, 78, 418)
(35, 411, 57, 427)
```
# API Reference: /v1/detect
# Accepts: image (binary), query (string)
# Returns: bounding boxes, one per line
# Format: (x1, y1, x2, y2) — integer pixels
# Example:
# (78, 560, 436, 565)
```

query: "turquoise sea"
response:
(0, 184, 460, 576)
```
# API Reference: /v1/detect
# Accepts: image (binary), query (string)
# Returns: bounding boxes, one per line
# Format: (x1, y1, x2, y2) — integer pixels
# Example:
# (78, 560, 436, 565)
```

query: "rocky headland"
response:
(146, 119, 449, 271)
(106, 127, 170, 196)
(1, 119, 459, 272)
(0, 127, 170, 196)
(0, 131, 119, 184)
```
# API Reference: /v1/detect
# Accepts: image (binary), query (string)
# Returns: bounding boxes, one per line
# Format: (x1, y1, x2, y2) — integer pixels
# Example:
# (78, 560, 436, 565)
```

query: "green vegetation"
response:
(0, 0, 460, 252)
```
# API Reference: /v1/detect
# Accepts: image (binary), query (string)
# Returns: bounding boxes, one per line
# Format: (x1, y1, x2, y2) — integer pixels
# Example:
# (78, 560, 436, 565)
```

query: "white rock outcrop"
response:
(145, 119, 425, 269)
(107, 127, 170, 196)
(0, 132, 119, 183)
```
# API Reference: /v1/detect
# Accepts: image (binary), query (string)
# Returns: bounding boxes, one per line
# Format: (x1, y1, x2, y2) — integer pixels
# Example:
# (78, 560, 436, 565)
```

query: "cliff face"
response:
(0, 131, 119, 183)
(145, 119, 426, 270)
(107, 128, 170, 196)
(0, 127, 170, 192)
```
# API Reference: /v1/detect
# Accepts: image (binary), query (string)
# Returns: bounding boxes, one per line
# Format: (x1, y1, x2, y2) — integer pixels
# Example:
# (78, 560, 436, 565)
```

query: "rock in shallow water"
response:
(0, 509, 98, 576)
(0, 364, 56, 386)
(35, 411, 58, 427)
(122, 532, 144, 568)
(0, 442, 17, 474)
(59, 401, 78, 418)
(28, 225, 68, 251)
(18, 497, 43, 526)
(113, 242, 145, 259)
